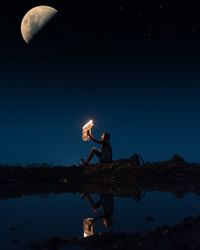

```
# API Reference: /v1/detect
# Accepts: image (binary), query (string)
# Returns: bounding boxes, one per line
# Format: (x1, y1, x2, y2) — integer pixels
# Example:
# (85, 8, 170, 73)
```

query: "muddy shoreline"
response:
(1, 156, 200, 199)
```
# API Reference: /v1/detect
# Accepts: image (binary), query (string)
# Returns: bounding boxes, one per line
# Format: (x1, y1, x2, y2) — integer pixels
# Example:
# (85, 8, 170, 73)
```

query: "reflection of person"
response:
(81, 131, 112, 166)
(82, 193, 114, 229)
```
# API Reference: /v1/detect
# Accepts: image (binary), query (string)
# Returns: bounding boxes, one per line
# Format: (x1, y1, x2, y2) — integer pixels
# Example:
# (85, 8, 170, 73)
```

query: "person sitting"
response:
(81, 131, 112, 166)
(82, 193, 114, 229)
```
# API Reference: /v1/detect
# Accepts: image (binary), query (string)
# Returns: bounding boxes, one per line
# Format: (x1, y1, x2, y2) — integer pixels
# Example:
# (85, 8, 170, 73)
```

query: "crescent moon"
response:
(21, 5, 58, 44)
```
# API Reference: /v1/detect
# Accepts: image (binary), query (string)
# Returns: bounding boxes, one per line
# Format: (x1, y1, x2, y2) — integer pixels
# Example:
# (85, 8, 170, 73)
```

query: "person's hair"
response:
(103, 132, 110, 141)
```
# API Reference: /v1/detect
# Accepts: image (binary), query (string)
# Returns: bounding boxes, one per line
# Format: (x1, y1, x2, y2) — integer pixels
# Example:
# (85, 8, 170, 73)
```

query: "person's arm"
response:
(82, 194, 102, 212)
(87, 131, 102, 144)
(90, 215, 104, 225)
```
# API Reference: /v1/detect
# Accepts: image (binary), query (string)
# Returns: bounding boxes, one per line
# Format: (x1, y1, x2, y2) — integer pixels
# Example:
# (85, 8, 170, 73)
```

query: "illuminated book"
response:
(82, 120, 94, 141)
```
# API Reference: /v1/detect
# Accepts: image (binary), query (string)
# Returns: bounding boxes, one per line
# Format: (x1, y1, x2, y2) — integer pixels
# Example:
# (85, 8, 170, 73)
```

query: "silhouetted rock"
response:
(169, 154, 186, 163)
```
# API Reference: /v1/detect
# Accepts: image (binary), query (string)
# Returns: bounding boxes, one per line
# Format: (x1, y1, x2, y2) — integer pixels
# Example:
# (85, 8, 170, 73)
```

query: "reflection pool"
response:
(1, 191, 200, 250)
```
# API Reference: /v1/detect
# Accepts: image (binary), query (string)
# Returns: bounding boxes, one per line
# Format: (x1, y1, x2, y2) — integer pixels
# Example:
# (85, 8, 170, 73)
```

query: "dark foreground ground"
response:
(1, 155, 200, 200)
(1, 155, 200, 249)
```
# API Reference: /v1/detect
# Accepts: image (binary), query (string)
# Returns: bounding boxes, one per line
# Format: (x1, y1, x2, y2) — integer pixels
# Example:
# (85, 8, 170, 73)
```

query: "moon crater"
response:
(21, 5, 58, 43)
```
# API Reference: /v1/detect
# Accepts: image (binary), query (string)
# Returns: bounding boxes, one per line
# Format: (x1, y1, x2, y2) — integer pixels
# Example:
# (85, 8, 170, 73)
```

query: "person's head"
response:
(101, 132, 111, 141)
(103, 217, 113, 228)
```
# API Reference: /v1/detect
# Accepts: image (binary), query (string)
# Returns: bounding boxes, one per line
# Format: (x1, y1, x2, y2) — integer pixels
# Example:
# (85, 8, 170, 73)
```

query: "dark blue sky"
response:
(1, 0, 200, 165)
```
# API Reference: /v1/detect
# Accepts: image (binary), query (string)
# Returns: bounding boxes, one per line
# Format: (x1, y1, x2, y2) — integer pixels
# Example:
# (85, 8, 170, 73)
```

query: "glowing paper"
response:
(82, 120, 94, 141)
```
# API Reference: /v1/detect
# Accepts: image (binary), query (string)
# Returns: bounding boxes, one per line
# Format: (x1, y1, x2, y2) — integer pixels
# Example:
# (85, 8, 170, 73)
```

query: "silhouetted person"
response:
(81, 131, 112, 165)
(82, 193, 114, 229)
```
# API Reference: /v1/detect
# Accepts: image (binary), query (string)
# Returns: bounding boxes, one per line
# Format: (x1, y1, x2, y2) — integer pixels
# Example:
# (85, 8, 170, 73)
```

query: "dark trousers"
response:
(86, 147, 102, 163)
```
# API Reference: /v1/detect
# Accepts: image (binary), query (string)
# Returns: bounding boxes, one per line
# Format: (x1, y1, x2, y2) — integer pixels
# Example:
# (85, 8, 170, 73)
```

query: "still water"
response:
(1, 191, 200, 250)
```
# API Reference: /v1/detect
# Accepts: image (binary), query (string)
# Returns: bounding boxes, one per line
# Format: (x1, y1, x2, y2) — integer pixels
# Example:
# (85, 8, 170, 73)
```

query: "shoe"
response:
(80, 158, 88, 166)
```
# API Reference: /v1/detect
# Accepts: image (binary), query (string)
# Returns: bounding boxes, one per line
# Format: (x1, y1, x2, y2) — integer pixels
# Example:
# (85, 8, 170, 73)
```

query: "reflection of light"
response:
(83, 218, 94, 237)
(82, 120, 94, 141)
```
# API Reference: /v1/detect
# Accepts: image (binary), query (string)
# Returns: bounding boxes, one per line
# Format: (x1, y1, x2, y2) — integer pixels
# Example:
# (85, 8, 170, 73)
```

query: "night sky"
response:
(1, 0, 200, 165)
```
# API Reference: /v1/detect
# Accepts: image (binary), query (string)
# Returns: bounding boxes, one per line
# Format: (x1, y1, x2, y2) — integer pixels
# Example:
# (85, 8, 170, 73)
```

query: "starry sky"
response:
(1, 0, 200, 165)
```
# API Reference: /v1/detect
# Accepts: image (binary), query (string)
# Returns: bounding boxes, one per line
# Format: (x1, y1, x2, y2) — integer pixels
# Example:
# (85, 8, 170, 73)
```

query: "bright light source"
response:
(82, 120, 94, 141)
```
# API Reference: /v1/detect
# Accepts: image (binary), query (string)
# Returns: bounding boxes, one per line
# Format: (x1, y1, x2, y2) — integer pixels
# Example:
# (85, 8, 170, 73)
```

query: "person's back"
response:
(100, 194, 114, 217)
(100, 140, 112, 163)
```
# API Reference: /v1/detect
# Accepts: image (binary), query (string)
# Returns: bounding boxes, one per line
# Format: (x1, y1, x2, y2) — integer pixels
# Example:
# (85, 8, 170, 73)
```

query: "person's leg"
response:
(82, 147, 102, 165)
(81, 147, 102, 165)
(82, 194, 98, 211)
(87, 147, 102, 163)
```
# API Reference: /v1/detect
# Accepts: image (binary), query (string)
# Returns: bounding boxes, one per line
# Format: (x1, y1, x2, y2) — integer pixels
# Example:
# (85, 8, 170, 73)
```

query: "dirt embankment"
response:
(1, 155, 200, 199)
